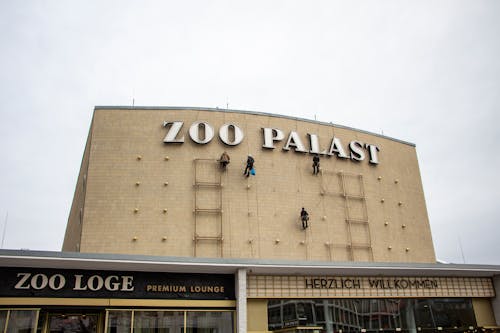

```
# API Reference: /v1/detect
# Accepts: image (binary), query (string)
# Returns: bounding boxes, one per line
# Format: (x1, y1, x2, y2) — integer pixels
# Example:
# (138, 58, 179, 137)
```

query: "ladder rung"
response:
(194, 181, 222, 187)
(194, 235, 223, 242)
(194, 208, 222, 214)
(347, 243, 372, 249)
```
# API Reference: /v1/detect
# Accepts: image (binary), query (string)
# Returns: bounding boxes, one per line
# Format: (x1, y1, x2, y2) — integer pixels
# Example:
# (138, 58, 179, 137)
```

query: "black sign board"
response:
(0, 267, 235, 300)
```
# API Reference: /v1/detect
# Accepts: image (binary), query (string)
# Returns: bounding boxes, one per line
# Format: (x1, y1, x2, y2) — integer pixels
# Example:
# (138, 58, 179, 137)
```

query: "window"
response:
(268, 298, 477, 332)
(0, 309, 39, 333)
(106, 310, 234, 333)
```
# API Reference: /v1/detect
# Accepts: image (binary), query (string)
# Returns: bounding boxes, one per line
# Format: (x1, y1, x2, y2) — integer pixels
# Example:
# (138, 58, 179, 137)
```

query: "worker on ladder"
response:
(244, 155, 255, 177)
(219, 151, 230, 170)
(312, 154, 320, 175)
(300, 207, 309, 229)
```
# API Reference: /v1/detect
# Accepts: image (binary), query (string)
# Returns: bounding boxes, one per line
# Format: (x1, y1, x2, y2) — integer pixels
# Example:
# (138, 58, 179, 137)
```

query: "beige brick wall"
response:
(62, 122, 93, 252)
(64, 107, 435, 263)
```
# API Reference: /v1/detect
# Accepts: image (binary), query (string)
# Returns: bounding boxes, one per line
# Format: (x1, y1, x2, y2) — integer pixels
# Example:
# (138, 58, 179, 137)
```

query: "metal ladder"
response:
(193, 158, 223, 257)
(338, 171, 374, 261)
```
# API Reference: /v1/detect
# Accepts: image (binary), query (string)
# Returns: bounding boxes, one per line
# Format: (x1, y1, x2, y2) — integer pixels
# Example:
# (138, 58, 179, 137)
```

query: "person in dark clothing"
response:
(312, 154, 320, 175)
(219, 151, 230, 170)
(244, 155, 254, 177)
(300, 207, 309, 229)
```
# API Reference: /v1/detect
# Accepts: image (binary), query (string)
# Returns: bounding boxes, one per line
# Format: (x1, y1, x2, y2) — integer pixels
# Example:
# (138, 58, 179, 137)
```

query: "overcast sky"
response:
(1, 1, 499, 264)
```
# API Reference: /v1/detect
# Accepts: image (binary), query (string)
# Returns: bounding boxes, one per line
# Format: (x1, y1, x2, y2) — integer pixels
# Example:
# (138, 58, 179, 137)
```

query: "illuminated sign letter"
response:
(163, 121, 185, 143)
(283, 131, 307, 153)
(328, 137, 348, 158)
(219, 124, 244, 146)
(365, 144, 380, 164)
(308, 133, 327, 155)
(262, 128, 284, 149)
(189, 121, 215, 144)
(349, 141, 365, 161)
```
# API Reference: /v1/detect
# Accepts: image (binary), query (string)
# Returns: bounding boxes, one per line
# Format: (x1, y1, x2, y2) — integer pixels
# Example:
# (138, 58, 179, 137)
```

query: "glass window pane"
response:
(6, 310, 38, 333)
(48, 314, 98, 333)
(186, 311, 234, 333)
(107, 311, 131, 333)
(0, 311, 8, 333)
(268, 298, 478, 332)
(133, 311, 184, 333)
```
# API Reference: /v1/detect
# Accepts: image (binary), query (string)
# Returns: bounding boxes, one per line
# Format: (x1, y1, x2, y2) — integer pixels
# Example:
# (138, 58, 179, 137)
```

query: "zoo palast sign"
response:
(163, 121, 381, 164)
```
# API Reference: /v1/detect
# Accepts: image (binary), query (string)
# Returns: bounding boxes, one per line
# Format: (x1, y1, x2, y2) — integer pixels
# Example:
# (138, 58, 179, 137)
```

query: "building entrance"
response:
(268, 298, 478, 333)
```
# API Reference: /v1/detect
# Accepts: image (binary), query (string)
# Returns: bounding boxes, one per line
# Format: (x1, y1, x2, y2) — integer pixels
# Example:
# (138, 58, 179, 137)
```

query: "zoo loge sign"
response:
(0, 267, 235, 300)
(163, 121, 381, 164)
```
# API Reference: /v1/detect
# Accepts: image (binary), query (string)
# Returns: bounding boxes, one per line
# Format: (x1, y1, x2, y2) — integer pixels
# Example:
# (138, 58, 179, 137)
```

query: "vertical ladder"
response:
(193, 159, 223, 257)
(319, 169, 351, 261)
(338, 171, 374, 261)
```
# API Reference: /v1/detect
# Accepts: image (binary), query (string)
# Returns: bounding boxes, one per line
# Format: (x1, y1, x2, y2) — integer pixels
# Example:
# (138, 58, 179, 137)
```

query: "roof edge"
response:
(93, 105, 416, 147)
(1, 249, 499, 275)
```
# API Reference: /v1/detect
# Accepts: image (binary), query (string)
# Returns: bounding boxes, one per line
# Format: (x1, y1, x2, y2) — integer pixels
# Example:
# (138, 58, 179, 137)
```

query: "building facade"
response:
(63, 106, 434, 263)
(1, 107, 499, 333)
